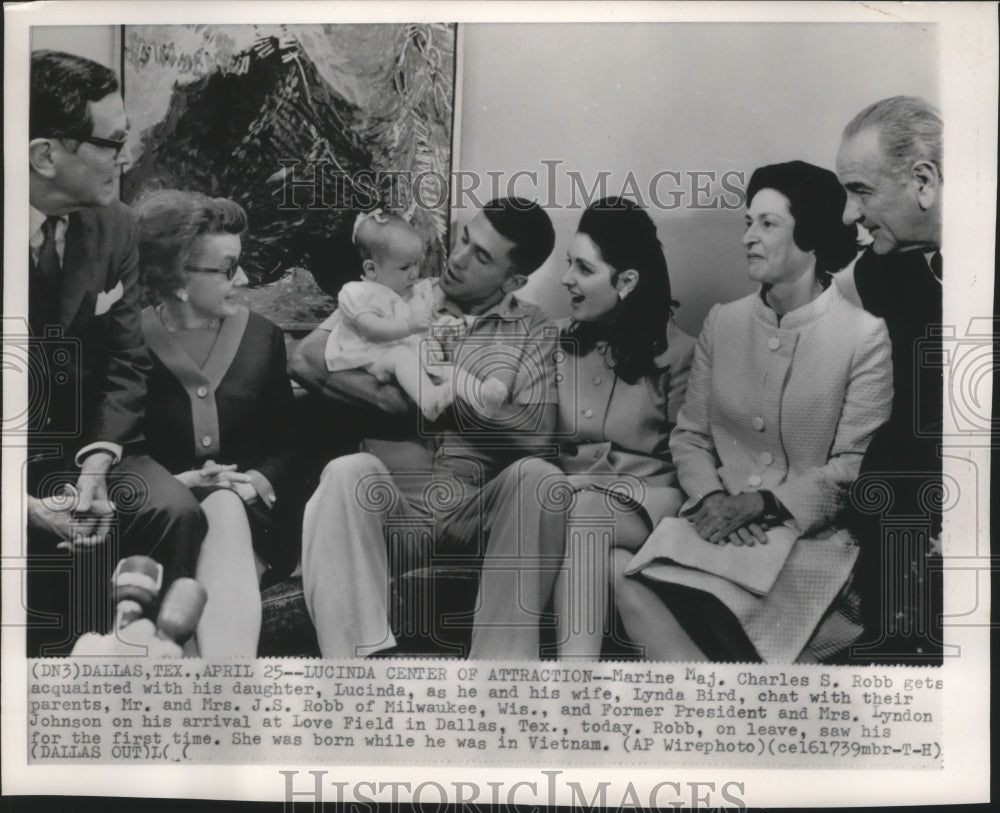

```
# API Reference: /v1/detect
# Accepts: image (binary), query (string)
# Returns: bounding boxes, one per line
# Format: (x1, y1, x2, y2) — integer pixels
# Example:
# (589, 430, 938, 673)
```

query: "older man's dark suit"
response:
(849, 247, 943, 663)
(27, 201, 205, 656)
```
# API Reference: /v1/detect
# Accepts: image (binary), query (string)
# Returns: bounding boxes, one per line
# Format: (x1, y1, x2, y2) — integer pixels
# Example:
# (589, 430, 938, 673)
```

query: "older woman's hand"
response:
(689, 492, 767, 545)
(174, 461, 260, 504)
(216, 477, 259, 505)
(174, 460, 238, 489)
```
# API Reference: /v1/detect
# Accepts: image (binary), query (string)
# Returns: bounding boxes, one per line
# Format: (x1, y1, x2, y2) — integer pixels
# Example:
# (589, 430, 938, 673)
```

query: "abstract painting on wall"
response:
(122, 23, 457, 326)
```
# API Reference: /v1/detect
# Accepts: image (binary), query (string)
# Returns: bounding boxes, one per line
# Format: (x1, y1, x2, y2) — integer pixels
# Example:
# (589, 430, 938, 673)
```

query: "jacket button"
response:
(592, 376, 602, 386)
(196, 386, 208, 398)
(748, 474, 762, 487)
(768, 337, 780, 351)
(752, 416, 765, 431)
(201, 435, 212, 448)
(761, 451, 774, 465)
(582, 408, 594, 419)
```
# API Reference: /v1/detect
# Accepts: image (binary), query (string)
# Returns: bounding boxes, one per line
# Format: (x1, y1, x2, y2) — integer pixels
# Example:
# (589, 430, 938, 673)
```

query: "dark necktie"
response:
(30, 216, 63, 332)
(35, 216, 63, 294)
(929, 251, 943, 282)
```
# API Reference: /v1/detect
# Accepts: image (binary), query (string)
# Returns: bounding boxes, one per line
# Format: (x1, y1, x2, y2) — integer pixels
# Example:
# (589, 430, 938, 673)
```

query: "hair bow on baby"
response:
(352, 208, 388, 244)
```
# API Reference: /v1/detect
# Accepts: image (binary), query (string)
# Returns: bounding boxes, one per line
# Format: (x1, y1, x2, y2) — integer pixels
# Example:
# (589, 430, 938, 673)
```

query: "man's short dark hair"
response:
(30, 50, 120, 141)
(482, 197, 555, 274)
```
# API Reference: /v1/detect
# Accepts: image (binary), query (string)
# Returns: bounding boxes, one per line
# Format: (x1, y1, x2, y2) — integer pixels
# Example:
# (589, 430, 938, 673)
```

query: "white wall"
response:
(28, 22, 938, 335)
(31, 26, 119, 73)
(457, 23, 938, 334)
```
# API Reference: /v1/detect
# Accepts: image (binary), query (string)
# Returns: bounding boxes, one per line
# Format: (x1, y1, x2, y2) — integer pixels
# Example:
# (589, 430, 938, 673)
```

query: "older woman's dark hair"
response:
(746, 161, 858, 278)
(565, 197, 676, 385)
(134, 190, 247, 301)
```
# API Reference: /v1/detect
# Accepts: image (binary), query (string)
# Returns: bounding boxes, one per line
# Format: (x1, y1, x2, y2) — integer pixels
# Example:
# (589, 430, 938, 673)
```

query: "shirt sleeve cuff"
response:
(759, 490, 791, 520)
(74, 443, 123, 467)
(246, 470, 277, 510)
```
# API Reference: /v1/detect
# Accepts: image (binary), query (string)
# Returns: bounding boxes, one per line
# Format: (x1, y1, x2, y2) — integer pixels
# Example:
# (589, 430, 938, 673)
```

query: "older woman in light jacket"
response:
(613, 161, 892, 663)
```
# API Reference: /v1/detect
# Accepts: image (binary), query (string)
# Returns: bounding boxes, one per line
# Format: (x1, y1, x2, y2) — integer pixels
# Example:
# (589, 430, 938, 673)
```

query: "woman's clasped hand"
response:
(173, 460, 258, 504)
(686, 492, 768, 546)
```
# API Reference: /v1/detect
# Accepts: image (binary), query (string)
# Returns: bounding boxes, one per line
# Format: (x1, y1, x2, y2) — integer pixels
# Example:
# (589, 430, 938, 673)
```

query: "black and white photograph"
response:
(2, 1, 994, 809)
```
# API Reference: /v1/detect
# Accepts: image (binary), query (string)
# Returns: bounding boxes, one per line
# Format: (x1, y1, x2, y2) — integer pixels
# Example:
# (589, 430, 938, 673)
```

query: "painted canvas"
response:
(122, 23, 457, 327)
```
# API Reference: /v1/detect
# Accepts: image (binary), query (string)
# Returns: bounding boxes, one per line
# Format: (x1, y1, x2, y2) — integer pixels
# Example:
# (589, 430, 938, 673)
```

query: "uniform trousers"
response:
(302, 453, 567, 659)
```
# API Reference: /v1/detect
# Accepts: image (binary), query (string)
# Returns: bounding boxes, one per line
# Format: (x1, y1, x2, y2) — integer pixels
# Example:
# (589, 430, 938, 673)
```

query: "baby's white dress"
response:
(322, 278, 439, 372)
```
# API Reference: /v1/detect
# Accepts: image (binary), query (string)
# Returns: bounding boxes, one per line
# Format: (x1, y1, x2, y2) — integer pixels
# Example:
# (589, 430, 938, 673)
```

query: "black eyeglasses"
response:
(185, 262, 242, 281)
(72, 134, 129, 158)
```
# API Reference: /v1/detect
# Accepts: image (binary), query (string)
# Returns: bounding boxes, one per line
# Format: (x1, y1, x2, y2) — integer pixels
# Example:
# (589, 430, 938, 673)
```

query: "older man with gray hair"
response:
(835, 95, 943, 663)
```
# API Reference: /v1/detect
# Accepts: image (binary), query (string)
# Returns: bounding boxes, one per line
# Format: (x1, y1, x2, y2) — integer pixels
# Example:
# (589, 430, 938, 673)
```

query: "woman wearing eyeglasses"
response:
(134, 189, 303, 656)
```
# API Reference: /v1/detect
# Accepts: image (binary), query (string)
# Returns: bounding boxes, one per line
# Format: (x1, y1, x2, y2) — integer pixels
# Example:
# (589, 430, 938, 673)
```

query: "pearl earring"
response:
(176, 290, 189, 303)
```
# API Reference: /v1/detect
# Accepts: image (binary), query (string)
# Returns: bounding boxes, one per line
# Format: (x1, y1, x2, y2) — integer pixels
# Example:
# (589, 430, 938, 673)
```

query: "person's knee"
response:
(327, 454, 397, 511)
(136, 472, 207, 538)
(514, 456, 562, 483)
(318, 453, 387, 485)
(201, 488, 251, 527)
(123, 469, 206, 579)
(382, 345, 411, 368)
(498, 457, 566, 515)
(305, 454, 391, 557)
(118, 457, 204, 526)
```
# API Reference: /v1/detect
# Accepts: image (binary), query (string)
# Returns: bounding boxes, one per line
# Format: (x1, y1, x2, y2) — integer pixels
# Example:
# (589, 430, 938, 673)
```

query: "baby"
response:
(323, 210, 508, 420)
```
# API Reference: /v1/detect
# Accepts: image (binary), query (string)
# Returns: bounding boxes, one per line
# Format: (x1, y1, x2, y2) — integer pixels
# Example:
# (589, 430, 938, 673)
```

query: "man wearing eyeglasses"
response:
(25, 50, 206, 655)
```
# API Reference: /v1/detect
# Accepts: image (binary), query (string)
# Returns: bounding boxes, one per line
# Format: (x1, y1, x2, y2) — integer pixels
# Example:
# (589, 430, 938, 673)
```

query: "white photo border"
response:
(3, 1, 994, 807)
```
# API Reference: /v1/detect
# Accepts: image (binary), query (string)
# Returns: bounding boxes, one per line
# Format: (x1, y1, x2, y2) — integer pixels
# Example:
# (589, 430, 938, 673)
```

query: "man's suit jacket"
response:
(28, 201, 150, 491)
(850, 247, 942, 486)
